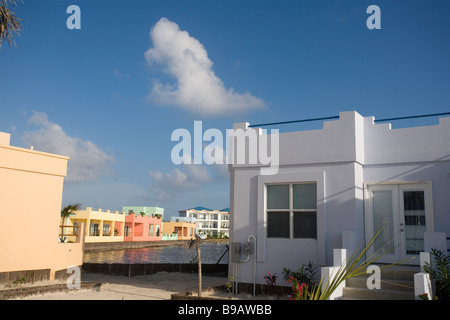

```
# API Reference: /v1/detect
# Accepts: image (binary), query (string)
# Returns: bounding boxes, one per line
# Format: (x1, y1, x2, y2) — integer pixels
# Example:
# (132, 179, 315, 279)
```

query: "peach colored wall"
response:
(0, 133, 83, 280)
(124, 214, 162, 241)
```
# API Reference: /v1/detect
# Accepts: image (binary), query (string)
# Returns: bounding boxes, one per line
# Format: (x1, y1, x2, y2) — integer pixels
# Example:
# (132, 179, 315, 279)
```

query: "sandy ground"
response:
(3, 271, 259, 300)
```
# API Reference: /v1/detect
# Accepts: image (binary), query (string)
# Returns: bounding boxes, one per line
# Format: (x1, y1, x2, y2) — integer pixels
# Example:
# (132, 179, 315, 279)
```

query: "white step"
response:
(340, 264, 418, 300)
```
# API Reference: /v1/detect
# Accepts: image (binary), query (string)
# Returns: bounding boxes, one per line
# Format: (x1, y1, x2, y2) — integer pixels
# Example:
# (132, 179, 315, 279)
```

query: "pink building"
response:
(124, 214, 163, 242)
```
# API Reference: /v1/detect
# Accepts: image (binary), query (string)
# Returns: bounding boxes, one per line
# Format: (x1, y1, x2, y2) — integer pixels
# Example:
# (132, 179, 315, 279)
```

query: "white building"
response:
(178, 207, 230, 237)
(228, 111, 450, 291)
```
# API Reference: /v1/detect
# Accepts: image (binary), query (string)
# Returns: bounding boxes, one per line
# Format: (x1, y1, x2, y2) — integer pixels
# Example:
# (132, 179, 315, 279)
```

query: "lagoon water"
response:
(83, 242, 229, 264)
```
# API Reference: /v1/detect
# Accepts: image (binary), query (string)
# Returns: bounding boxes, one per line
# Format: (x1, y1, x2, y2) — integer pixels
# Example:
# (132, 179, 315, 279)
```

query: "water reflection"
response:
(83, 242, 229, 264)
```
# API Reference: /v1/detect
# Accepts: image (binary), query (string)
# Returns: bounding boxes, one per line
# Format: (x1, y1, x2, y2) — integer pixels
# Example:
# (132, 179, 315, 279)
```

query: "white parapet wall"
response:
(414, 272, 433, 300)
(321, 248, 348, 300)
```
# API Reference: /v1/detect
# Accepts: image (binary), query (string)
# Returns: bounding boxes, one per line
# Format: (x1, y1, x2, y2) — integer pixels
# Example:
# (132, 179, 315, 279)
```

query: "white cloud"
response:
(148, 151, 230, 202)
(22, 111, 114, 182)
(145, 17, 265, 116)
(148, 162, 211, 202)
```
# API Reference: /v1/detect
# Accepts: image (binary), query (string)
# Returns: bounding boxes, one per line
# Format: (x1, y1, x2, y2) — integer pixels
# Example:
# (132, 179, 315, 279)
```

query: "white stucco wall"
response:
(229, 111, 450, 287)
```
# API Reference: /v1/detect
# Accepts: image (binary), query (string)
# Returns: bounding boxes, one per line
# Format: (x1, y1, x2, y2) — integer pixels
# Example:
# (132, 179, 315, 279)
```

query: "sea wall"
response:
(82, 263, 228, 276)
(83, 239, 228, 252)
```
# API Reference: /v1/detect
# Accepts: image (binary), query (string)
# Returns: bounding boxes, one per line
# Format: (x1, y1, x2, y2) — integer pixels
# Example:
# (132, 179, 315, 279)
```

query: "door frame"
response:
(364, 181, 434, 265)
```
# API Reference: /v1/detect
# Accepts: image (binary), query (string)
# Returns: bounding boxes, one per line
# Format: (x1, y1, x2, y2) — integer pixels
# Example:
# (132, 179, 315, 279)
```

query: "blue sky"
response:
(1, 0, 449, 219)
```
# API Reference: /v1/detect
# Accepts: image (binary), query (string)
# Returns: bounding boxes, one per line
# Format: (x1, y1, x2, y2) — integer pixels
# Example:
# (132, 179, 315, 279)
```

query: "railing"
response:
(85, 207, 125, 215)
(161, 233, 178, 240)
(89, 230, 122, 237)
(59, 225, 80, 243)
(89, 230, 99, 236)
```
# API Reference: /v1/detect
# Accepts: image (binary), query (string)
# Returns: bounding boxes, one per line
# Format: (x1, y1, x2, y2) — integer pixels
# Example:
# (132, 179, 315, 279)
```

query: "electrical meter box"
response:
(230, 242, 241, 263)
(243, 241, 253, 255)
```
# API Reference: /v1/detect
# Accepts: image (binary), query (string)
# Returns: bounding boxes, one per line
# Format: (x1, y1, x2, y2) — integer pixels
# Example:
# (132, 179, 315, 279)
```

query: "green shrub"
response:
(282, 261, 318, 288)
(424, 248, 450, 300)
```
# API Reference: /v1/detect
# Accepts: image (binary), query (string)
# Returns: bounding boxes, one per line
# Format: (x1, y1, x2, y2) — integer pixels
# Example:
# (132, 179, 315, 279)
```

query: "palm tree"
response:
(60, 203, 81, 242)
(0, 0, 23, 49)
(188, 234, 203, 297)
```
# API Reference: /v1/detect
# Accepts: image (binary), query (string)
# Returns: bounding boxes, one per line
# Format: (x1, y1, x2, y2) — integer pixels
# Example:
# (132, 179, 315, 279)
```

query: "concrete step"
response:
(339, 265, 419, 300)
(346, 277, 414, 292)
(341, 286, 415, 300)
(357, 264, 419, 281)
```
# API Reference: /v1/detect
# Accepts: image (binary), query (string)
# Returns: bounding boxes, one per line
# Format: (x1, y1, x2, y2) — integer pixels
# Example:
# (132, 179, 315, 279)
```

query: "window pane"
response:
(293, 184, 316, 209)
(294, 212, 317, 238)
(149, 224, 154, 236)
(267, 211, 289, 238)
(267, 185, 289, 209)
(404, 191, 426, 255)
(372, 190, 394, 253)
(404, 191, 425, 211)
(103, 224, 110, 235)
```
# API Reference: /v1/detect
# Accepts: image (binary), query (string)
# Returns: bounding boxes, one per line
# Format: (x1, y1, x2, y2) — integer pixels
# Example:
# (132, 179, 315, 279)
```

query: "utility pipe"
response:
(248, 235, 257, 297)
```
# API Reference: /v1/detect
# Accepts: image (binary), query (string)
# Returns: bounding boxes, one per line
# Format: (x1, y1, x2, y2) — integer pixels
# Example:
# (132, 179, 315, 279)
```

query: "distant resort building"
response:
(178, 207, 230, 238)
(122, 206, 164, 219)
(121, 206, 164, 242)
(68, 206, 164, 243)
(69, 207, 125, 243)
(163, 217, 197, 240)
(124, 212, 162, 242)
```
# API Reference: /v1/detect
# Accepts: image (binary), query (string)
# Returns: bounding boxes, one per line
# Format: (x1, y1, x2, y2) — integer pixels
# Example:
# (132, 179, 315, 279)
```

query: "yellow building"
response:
(69, 207, 125, 243)
(0, 132, 84, 283)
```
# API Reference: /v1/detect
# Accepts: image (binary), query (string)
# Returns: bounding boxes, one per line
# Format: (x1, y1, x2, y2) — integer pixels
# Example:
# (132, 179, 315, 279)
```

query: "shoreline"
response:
(84, 238, 229, 252)
(82, 262, 228, 277)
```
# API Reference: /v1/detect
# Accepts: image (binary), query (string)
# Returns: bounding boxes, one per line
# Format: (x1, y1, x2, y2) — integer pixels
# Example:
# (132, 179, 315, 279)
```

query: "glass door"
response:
(399, 184, 432, 263)
(365, 183, 433, 265)
(365, 185, 400, 264)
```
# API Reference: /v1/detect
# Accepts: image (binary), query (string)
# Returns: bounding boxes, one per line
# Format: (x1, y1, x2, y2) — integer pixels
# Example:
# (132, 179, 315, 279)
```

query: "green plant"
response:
(60, 203, 81, 222)
(12, 277, 26, 285)
(225, 276, 234, 299)
(287, 276, 310, 300)
(282, 261, 318, 288)
(264, 272, 279, 298)
(423, 248, 450, 300)
(60, 203, 81, 242)
(312, 227, 397, 300)
(419, 293, 438, 300)
(0, 0, 23, 48)
(287, 226, 396, 300)
(264, 271, 277, 286)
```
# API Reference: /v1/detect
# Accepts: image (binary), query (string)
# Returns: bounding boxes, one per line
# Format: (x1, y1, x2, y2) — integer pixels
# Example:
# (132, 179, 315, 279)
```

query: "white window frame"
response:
(266, 183, 318, 239)
(257, 171, 325, 264)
